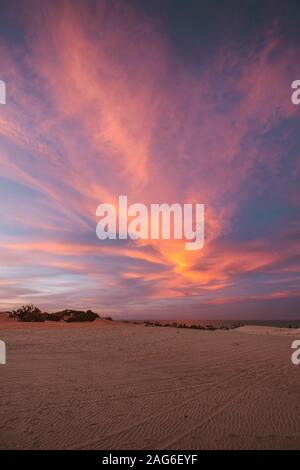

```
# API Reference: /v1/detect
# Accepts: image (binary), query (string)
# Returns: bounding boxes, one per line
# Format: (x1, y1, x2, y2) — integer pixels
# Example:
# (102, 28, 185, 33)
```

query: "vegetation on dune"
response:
(141, 320, 242, 331)
(11, 304, 45, 322)
(8, 306, 242, 330)
(9, 305, 100, 322)
(43, 313, 61, 321)
(63, 310, 99, 322)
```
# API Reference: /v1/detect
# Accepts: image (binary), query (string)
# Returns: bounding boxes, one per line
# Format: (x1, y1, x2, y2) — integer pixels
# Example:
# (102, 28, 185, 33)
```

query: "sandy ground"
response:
(0, 316, 300, 450)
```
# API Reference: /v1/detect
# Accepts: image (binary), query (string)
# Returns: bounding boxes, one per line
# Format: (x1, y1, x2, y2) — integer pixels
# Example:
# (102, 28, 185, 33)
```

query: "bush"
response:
(12, 304, 45, 322)
(9, 306, 100, 323)
(63, 310, 99, 322)
(44, 313, 61, 321)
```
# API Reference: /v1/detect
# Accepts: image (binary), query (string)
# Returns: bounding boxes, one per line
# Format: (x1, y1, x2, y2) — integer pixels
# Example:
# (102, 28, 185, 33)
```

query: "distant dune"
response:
(0, 317, 299, 449)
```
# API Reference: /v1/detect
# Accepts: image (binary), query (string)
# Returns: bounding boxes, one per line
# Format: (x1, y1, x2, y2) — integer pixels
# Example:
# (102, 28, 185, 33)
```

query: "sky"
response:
(0, 0, 300, 319)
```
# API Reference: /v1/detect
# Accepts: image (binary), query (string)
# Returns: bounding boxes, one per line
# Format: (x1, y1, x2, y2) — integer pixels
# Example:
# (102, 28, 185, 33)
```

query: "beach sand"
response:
(0, 316, 299, 449)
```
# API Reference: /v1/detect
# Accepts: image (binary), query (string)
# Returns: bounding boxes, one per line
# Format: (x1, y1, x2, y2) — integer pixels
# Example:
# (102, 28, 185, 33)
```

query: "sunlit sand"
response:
(0, 316, 299, 449)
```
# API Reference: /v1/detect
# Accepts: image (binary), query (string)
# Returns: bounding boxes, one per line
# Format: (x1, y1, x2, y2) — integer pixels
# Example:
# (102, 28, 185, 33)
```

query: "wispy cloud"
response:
(0, 0, 299, 317)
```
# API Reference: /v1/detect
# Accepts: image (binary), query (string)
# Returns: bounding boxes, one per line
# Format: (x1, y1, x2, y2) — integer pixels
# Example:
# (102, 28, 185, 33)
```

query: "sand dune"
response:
(0, 317, 299, 449)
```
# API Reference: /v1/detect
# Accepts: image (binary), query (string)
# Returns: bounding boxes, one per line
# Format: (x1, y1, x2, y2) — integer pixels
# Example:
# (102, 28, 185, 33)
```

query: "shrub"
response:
(12, 304, 45, 322)
(63, 310, 99, 322)
(44, 313, 61, 321)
